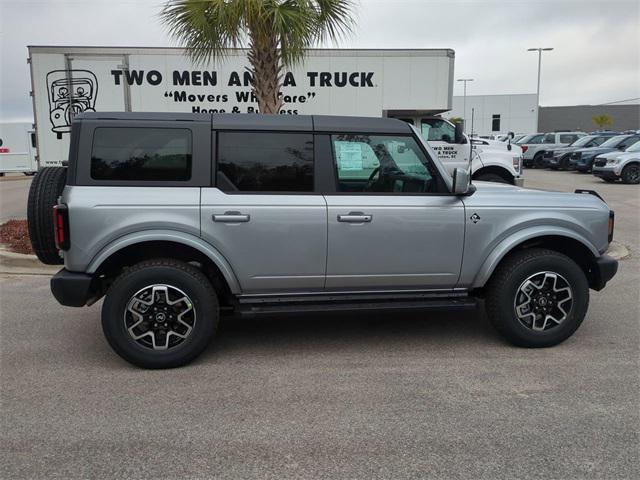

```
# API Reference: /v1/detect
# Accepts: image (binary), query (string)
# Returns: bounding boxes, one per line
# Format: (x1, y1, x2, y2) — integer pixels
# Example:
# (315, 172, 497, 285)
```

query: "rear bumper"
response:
(51, 269, 96, 307)
(591, 255, 618, 291)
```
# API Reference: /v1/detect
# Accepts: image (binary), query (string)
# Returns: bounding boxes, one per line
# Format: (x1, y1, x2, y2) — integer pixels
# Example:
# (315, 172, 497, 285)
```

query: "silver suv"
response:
(28, 113, 618, 368)
(521, 131, 586, 168)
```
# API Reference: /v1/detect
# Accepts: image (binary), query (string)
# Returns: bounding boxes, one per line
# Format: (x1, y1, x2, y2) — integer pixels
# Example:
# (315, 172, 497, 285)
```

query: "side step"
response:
(236, 297, 478, 317)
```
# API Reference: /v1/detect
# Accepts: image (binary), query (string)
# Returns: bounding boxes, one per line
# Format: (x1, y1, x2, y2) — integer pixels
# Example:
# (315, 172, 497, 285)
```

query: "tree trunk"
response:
(247, 34, 282, 114)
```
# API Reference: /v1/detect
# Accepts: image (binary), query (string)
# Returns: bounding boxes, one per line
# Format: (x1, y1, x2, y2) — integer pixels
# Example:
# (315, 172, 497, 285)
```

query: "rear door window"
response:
(91, 127, 192, 181)
(216, 132, 314, 192)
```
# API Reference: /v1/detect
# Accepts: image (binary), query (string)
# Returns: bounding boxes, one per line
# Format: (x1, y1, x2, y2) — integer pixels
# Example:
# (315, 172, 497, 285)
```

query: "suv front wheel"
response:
(485, 248, 589, 347)
(102, 258, 219, 368)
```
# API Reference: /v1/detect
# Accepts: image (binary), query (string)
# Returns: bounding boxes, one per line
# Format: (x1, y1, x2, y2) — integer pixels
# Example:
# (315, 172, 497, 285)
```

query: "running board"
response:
(236, 297, 478, 317)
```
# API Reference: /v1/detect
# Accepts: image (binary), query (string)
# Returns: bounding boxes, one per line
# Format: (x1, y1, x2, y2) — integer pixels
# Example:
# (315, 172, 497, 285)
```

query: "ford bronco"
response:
(28, 113, 618, 368)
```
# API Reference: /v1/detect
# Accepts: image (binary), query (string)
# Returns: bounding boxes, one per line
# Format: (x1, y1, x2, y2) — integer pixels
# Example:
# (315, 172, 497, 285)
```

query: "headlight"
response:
(607, 158, 620, 164)
(513, 156, 522, 173)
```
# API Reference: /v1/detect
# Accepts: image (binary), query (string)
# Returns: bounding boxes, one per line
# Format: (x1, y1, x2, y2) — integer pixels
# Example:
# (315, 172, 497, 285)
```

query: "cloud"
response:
(1, 0, 638, 121)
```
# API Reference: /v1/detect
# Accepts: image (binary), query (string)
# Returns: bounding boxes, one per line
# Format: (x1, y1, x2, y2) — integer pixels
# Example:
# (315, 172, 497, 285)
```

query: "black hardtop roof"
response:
(75, 112, 411, 134)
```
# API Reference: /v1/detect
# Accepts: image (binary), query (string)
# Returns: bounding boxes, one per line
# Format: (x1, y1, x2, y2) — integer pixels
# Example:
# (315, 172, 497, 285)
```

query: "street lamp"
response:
(528, 47, 553, 131)
(457, 78, 474, 129)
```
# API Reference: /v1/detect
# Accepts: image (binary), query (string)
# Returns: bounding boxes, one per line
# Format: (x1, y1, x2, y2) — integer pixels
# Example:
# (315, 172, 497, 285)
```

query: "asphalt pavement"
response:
(1, 169, 639, 479)
(0, 174, 31, 222)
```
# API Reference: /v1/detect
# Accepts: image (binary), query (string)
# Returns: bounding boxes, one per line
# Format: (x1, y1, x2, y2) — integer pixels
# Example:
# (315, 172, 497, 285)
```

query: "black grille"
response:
(595, 159, 607, 167)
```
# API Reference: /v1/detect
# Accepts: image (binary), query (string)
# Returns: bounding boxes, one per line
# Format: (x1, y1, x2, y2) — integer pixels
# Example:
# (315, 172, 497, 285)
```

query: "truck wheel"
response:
(474, 172, 510, 184)
(533, 152, 545, 168)
(621, 164, 640, 184)
(27, 167, 67, 265)
(101, 258, 219, 369)
(485, 248, 589, 348)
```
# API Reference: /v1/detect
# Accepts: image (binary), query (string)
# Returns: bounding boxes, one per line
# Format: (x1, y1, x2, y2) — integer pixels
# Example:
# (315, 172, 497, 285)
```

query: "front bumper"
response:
(591, 255, 618, 291)
(574, 158, 594, 172)
(593, 164, 622, 179)
(51, 269, 97, 307)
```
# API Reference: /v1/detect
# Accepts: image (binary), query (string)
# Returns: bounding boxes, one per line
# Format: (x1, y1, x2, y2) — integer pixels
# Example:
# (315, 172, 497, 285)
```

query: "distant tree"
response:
(160, 0, 355, 114)
(592, 114, 613, 129)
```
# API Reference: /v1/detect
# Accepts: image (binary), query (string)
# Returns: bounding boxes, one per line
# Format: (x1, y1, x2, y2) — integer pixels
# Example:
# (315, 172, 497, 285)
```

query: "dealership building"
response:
(444, 94, 640, 136)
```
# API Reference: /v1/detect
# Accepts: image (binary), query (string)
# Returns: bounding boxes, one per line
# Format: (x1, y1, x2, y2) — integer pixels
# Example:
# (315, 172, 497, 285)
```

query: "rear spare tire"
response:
(27, 167, 67, 265)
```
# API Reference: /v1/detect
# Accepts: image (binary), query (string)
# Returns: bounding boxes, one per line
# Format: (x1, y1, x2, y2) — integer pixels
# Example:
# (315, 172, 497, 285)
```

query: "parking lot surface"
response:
(0, 175, 31, 222)
(1, 169, 639, 479)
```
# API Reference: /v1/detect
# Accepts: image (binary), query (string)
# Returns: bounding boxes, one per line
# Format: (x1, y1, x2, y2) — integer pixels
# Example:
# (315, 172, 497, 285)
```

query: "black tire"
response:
(474, 172, 511, 184)
(532, 152, 545, 169)
(102, 258, 219, 369)
(27, 167, 67, 265)
(485, 248, 589, 348)
(621, 164, 640, 184)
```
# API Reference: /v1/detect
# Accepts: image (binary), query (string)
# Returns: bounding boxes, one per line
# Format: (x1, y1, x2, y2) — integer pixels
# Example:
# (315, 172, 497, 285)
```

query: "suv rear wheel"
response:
(532, 152, 545, 168)
(102, 258, 219, 368)
(485, 248, 589, 347)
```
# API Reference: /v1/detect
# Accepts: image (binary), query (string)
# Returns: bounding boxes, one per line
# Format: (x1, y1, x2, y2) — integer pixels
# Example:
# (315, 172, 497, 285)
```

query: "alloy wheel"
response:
(513, 271, 573, 331)
(124, 284, 196, 350)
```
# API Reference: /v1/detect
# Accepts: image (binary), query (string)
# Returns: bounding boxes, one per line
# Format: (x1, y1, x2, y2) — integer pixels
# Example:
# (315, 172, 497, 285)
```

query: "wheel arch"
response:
(472, 230, 601, 290)
(472, 165, 515, 184)
(87, 231, 241, 295)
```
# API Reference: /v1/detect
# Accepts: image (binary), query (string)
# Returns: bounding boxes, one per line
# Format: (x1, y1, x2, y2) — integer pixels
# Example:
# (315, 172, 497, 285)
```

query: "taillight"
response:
(53, 204, 70, 250)
(608, 210, 615, 243)
(521, 145, 528, 153)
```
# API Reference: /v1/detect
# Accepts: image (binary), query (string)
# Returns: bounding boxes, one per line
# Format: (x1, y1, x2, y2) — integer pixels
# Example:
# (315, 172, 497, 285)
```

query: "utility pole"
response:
(527, 47, 553, 131)
(457, 78, 474, 130)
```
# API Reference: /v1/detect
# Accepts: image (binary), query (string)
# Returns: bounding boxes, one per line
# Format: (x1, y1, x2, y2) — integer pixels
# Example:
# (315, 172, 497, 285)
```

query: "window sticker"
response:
(335, 141, 364, 171)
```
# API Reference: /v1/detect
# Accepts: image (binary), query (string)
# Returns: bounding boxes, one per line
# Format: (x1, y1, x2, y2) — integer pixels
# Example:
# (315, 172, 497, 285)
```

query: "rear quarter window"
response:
(90, 127, 192, 181)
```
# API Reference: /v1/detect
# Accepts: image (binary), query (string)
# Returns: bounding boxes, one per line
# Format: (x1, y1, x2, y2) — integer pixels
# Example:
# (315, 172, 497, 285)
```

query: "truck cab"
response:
(392, 116, 524, 186)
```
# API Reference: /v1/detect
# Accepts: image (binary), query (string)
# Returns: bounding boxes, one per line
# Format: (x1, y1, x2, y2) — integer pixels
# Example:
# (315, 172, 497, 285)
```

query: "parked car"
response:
(27, 112, 617, 368)
(544, 133, 619, 170)
(592, 140, 640, 184)
(515, 133, 544, 146)
(569, 134, 640, 173)
(522, 131, 586, 168)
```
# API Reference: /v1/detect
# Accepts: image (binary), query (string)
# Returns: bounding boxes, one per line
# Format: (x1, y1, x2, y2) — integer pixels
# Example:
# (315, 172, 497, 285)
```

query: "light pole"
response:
(527, 47, 553, 131)
(457, 78, 474, 129)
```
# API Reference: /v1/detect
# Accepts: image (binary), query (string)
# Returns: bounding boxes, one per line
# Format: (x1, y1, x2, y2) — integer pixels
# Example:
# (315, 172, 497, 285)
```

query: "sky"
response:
(1, 0, 639, 122)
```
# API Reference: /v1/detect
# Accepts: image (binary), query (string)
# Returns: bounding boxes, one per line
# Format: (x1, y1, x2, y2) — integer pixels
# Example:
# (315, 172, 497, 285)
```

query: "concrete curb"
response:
(1, 240, 631, 276)
(605, 241, 630, 261)
(0, 247, 60, 275)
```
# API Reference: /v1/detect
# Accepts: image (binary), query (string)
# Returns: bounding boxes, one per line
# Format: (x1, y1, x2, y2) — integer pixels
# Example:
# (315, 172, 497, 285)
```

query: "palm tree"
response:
(160, 0, 355, 114)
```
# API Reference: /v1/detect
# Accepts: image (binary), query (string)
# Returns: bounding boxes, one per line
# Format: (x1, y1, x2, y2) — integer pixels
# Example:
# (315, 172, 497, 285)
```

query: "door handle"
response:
(337, 212, 372, 223)
(212, 211, 250, 223)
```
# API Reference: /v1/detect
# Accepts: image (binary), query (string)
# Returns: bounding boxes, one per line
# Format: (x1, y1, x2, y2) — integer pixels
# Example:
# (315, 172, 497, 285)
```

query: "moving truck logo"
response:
(46, 70, 98, 139)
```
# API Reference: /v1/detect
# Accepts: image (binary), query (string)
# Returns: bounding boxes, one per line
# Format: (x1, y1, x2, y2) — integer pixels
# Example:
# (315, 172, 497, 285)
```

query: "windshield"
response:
(517, 134, 544, 144)
(570, 136, 599, 147)
(599, 136, 627, 148)
(625, 140, 640, 152)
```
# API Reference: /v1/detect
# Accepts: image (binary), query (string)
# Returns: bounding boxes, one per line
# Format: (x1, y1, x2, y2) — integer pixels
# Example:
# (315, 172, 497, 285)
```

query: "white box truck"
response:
(27, 46, 522, 185)
(0, 122, 38, 175)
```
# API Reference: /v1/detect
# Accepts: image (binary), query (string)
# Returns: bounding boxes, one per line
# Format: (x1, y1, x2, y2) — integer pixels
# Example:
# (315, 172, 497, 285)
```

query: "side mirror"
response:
(452, 168, 475, 195)
(508, 131, 515, 139)
(454, 121, 464, 144)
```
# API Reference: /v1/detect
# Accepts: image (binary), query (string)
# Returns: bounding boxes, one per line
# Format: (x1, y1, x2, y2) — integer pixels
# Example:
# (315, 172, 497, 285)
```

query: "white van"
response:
(0, 122, 38, 176)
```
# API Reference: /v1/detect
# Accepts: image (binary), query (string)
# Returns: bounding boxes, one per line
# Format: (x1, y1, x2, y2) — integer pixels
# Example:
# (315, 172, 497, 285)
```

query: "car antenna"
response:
(469, 108, 475, 178)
